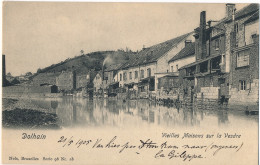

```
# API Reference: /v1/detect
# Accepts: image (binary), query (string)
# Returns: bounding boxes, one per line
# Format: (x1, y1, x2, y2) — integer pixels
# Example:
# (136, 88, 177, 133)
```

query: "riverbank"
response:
(2, 98, 61, 129)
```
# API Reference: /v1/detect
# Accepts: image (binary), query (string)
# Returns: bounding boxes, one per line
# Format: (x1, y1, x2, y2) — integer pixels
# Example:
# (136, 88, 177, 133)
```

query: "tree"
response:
(25, 72, 32, 76)
(6, 72, 12, 77)
(37, 68, 42, 73)
(80, 50, 84, 55)
(11, 78, 20, 85)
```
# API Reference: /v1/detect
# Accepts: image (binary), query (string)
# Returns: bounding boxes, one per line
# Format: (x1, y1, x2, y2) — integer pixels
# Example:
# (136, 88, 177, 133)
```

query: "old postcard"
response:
(1, 1, 259, 165)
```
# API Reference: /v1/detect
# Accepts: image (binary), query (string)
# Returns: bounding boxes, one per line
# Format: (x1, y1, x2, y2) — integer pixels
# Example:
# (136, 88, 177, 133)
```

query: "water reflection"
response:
(30, 97, 258, 129)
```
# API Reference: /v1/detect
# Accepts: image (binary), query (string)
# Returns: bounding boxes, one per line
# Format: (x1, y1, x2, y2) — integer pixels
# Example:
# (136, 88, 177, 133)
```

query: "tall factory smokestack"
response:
(2, 54, 6, 87)
(199, 11, 207, 59)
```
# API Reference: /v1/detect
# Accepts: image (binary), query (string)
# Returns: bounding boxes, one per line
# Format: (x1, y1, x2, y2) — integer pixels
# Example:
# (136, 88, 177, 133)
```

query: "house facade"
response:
(117, 33, 196, 97)
(156, 42, 196, 100)
(76, 72, 90, 89)
(178, 4, 259, 108)
(93, 72, 103, 95)
(228, 5, 259, 108)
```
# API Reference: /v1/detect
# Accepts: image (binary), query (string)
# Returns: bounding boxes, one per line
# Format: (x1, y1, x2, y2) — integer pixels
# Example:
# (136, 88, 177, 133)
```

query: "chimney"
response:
(226, 3, 236, 18)
(2, 55, 6, 87)
(199, 11, 207, 59)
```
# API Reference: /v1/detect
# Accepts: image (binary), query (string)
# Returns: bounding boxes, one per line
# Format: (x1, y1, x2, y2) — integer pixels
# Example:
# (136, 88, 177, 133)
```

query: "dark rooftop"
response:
(244, 10, 259, 24)
(126, 32, 193, 68)
(168, 42, 195, 63)
(104, 63, 125, 72)
(225, 3, 259, 22)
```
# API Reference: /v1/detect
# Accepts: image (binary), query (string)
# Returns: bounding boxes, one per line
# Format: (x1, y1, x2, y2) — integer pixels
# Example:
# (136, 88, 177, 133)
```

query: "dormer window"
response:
(185, 40, 192, 47)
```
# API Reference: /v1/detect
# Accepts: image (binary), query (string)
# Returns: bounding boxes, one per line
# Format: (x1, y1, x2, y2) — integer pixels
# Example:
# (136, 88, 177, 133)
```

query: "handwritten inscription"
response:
(56, 133, 243, 162)
(22, 133, 46, 139)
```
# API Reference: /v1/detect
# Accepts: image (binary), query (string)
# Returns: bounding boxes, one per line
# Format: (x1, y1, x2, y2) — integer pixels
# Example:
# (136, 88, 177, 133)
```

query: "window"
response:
(239, 80, 246, 90)
(129, 72, 132, 80)
(215, 39, 220, 50)
(171, 66, 173, 72)
(120, 74, 122, 81)
(176, 64, 179, 71)
(235, 23, 239, 33)
(237, 50, 249, 67)
(245, 20, 259, 45)
(147, 68, 151, 77)
(135, 71, 138, 79)
(141, 70, 144, 78)
(123, 72, 127, 81)
(221, 55, 225, 64)
(200, 61, 208, 73)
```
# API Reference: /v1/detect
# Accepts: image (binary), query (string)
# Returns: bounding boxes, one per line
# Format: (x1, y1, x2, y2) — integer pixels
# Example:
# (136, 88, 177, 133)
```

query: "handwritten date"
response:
(57, 136, 243, 161)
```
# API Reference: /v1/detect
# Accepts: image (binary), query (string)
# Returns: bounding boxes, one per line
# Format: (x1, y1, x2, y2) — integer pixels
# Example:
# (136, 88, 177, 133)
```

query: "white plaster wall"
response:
(114, 69, 124, 87)
(93, 74, 103, 92)
(156, 33, 194, 73)
(139, 63, 156, 79)
(169, 56, 196, 72)
(127, 66, 140, 84)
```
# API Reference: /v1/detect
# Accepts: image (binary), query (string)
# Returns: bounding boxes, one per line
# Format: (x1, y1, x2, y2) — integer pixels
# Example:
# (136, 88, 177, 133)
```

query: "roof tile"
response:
(168, 42, 195, 63)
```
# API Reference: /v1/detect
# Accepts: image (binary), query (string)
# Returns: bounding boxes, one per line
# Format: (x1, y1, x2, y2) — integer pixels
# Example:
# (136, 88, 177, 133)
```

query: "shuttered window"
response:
(237, 49, 249, 67)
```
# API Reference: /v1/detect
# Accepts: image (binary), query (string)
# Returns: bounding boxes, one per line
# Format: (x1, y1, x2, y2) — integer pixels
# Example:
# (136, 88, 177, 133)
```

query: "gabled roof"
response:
(244, 10, 259, 24)
(235, 3, 259, 19)
(126, 32, 193, 68)
(168, 42, 195, 63)
(225, 3, 259, 22)
(104, 63, 124, 72)
(196, 4, 259, 32)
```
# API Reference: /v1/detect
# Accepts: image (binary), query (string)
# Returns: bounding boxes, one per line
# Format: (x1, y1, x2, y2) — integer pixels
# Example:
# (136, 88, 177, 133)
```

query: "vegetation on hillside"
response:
(33, 49, 136, 78)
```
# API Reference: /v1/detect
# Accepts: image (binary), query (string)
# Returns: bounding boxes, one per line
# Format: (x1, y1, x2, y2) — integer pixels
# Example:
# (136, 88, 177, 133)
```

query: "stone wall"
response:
(56, 71, 76, 91)
(76, 74, 89, 89)
(2, 85, 61, 98)
(32, 73, 59, 86)
(196, 74, 220, 92)
(229, 78, 259, 105)
(3, 86, 54, 94)
(228, 18, 259, 107)
(93, 73, 103, 92)
(158, 76, 179, 90)
(197, 87, 220, 100)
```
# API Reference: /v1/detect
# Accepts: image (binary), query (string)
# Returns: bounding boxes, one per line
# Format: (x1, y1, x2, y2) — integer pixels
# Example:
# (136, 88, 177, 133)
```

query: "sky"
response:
(2, 2, 249, 76)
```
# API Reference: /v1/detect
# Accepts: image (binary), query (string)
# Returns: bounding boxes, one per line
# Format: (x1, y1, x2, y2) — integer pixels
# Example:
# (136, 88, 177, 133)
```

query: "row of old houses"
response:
(93, 3, 259, 109)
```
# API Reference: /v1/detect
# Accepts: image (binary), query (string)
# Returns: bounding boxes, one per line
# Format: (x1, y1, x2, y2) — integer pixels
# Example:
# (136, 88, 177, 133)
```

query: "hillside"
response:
(34, 50, 134, 77)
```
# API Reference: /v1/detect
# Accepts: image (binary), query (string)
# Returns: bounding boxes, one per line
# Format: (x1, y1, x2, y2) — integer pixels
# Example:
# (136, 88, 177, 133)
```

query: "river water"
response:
(24, 97, 258, 130)
(2, 97, 259, 165)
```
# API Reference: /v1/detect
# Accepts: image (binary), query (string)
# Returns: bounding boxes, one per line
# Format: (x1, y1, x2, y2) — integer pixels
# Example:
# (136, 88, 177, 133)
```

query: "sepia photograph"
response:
(1, 1, 259, 164)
